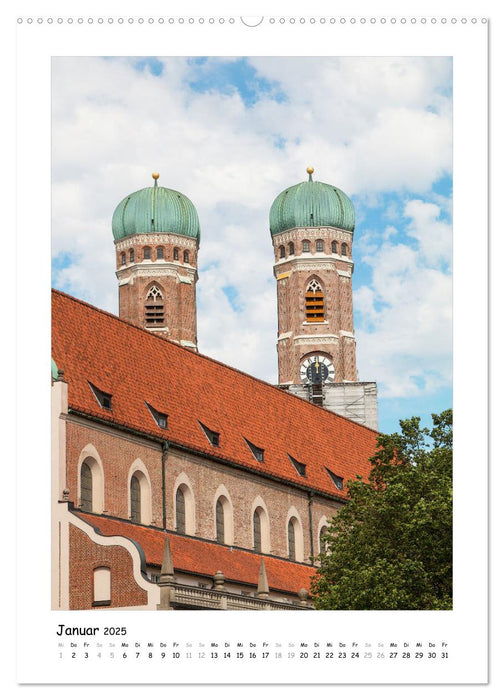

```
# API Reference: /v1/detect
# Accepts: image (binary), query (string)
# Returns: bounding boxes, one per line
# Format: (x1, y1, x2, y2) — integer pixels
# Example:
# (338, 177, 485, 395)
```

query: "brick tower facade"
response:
(270, 168, 378, 429)
(112, 173, 200, 350)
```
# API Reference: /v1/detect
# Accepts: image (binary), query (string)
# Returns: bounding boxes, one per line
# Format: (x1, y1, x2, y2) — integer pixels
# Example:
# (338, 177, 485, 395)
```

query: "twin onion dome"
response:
(269, 167, 355, 236)
(112, 173, 201, 243)
(111, 168, 354, 242)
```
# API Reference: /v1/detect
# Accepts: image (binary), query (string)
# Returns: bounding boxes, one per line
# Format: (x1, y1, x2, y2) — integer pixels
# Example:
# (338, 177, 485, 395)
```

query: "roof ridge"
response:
(51, 288, 378, 436)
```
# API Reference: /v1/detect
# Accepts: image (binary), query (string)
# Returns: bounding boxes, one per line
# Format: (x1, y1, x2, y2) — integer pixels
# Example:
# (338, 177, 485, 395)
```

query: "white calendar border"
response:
(11, 0, 490, 689)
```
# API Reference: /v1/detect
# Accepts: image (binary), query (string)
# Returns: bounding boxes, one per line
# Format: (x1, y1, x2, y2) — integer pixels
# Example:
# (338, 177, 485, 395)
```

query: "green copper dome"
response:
(269, 168, 355, 236)
(112, 174, 200, 243)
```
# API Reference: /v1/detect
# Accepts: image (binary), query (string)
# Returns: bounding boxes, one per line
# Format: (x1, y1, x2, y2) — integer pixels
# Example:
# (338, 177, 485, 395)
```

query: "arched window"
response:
(331, 240, 337, 254)
(287, 516, 303, 561)
(316, 239, 324, 252)
(130, 475, 141, 523)
(319, 526, 328, 556)
(341, 242, 348, 256)
(121, 252, 126, 266)
(145, 285, 164, 327)
(93, 567, 111, 607)
(289, 242, 295, 256)
(216, 498, 225, 543)
(156, 246, 164, 260)
(173, 247, 179, 261)
(175, 486, 186, 534)
(288, 518, 296, 560)
(129, 249, 135, 263)
(279, 245, 286, 259)
(183, 250, 189, 263)
(80, 462, 93, 512)
(253, 509, 262, 553)
(143, 247, 151, 260)
(302, 240, 310, 253)
(305, 279, 325, 322)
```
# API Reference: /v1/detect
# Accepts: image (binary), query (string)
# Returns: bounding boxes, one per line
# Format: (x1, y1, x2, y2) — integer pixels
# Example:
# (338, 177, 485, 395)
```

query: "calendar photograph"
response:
(50, 54, 453, 613)
(14, 12, 489, 687)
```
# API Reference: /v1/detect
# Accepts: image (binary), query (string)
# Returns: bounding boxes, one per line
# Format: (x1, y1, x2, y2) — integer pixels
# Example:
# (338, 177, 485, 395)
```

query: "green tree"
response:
(311, 410, 452, 610)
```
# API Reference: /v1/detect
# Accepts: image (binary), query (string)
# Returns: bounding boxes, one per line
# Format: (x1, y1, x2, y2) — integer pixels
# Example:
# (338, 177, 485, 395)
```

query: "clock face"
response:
(300, 355, 335, 384)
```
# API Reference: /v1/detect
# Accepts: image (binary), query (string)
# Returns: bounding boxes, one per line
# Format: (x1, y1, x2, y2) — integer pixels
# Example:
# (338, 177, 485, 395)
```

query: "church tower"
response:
(270, 167, 378, 429)
(112, 173, 200, 350)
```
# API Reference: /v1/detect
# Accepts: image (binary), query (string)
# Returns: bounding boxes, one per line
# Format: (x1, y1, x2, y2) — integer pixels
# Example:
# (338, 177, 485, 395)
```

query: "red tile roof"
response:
(52, 289, 377, 498)
(78, 513, 315, 595)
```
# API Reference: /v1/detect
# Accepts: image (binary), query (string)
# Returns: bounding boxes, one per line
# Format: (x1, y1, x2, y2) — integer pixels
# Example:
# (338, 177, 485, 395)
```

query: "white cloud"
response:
(354, 200, 452, 398)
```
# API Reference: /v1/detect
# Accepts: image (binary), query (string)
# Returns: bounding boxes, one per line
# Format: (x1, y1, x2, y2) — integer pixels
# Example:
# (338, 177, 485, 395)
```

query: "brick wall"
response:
(66, 418, 342, 564)
(69, 524, 148, 609)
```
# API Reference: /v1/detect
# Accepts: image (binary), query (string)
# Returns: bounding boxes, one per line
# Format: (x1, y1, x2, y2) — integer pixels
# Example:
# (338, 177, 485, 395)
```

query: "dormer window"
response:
(146, 402, 168, 429)
(326, 468, 344, 490)
(199, 421, 220, 447)
(244, 437, 264, 463)
(88, 382, 112, 410)
(288, 454, 306, 477)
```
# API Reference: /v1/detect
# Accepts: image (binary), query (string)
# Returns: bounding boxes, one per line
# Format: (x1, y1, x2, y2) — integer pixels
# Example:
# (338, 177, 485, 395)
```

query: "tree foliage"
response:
(311, 410, 452, 610)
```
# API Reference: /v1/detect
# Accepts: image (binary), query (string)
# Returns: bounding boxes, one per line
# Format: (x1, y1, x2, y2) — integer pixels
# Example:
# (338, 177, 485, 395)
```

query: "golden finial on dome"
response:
(306, 166, 314, 175)
(152, 172, 160, 181)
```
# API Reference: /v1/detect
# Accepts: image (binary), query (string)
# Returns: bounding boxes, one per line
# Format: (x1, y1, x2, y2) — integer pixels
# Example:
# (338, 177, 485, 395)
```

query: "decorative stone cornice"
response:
(294, 336, 339, 346)
(272, 227, 353, 245)
(114, 232, 198, 251)
(115, 263, 197, 282)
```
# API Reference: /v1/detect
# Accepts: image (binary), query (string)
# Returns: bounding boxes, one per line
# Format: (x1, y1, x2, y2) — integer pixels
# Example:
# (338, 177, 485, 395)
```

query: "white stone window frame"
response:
(77, 444, 105, 514)
(251, 496, 271, 554)
(173, 473, 196, 536)
(127, 460, 153, 526)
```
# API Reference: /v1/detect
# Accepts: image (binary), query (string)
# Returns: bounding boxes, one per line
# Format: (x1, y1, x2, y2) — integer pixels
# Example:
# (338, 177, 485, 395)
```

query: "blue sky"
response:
(52, 56, 453, 435)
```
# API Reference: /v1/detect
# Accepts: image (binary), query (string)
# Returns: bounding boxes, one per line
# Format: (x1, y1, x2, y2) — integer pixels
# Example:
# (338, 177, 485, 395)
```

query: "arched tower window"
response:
(175, 486, 186, 534)
(331, 240, 337, 254)
(183, 250, 189, 263)
(305, 279, 325, 323)
(279, 245, 286, 259)
(289, 242, 294, 256)
(173, 247, 179, 261)
(130, 475, 141, 523)
(302, 240, 310, 253)
(121, 252, 126, 266)
(316, 239, 324, 252)
(143, 246, 151, 260)
(144, 285, 164, 327)
(341, 242, 348, 256)
(156, 246, 164, 260)
(80, 462, 93, 512)
(129, 249, 135, 263)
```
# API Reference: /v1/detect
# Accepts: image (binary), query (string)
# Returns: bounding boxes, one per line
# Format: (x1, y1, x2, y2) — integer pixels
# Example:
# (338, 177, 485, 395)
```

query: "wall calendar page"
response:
(10, 0, 494, 695)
